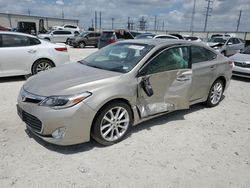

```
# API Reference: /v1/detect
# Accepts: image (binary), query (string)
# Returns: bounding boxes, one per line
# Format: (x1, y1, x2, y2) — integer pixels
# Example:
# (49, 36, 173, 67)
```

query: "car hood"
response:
(23, 62, 122, 96)
(229, 53, 250, 63)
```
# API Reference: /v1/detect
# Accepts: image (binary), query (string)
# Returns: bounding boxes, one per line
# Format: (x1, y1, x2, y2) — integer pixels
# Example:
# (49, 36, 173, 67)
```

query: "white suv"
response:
(52, 24, 80, 32)
(38, 30, 79, 43)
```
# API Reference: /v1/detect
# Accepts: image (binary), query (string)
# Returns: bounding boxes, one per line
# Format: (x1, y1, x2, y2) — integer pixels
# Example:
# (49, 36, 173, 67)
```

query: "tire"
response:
(205, 79, 224, 107)
(78, 42, 86, 48)
(66, 38, 70, 45)
(91, 101, 133, 146)
(32, 59, 54, 75)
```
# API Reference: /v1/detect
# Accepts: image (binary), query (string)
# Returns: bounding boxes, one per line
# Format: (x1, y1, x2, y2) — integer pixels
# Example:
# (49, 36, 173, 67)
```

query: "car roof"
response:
(119, 39, 191, 46)
(0, 31, 37, 38)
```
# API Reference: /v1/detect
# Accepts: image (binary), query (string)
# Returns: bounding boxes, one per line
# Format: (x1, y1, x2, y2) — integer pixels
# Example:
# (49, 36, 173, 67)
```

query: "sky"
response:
(0, 0, 250, 31)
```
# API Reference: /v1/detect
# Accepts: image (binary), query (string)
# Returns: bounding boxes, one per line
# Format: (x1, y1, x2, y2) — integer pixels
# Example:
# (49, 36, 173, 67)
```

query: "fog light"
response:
(52, 127, 66, 139)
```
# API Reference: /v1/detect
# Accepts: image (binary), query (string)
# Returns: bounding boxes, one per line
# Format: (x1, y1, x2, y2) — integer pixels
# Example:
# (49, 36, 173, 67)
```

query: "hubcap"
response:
(79, 43, 85, 48)
(100, 107, 129, 142)
(36, 62, 52, 73)
(210, 82, 223, 105)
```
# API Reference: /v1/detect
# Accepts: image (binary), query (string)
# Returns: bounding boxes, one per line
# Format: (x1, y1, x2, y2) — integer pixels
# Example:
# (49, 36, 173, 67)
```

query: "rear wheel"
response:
(44, 37, 50, 41)
(32, 59, 54, 75)
(205, 79, 224, 107)
(79, 42, 86, 48)
(91, 101, 132, 145)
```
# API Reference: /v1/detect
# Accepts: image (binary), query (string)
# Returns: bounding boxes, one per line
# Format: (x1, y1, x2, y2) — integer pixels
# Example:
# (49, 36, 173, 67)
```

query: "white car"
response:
(38, 30, 79, 43)
(0, 32, 70, 77)
(52, 24, 80, 32)
(229, 46, 250, 78)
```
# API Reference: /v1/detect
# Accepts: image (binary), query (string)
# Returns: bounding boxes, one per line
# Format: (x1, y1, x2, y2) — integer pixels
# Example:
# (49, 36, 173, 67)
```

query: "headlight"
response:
(39, 92, 92, 109)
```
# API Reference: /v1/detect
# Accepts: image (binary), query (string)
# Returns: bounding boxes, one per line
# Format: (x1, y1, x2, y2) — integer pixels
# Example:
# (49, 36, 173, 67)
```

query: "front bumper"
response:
(232, 66, 250, 78)
(17, 93, 96, 146)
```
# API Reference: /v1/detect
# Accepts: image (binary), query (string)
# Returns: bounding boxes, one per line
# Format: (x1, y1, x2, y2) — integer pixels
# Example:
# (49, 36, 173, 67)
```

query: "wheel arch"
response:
(31, 58, 55, 74)
(90, 98, 135, 131)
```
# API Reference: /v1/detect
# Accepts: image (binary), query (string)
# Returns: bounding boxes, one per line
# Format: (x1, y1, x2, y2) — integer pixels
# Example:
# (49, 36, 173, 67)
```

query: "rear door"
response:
(0, 34, 39, 76)
(137, 46, 192, 117)
(188, 46, 218, 103)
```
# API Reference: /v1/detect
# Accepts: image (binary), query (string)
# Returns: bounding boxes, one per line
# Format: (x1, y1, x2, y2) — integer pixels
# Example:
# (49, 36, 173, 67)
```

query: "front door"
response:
(137, 46, 192, 118)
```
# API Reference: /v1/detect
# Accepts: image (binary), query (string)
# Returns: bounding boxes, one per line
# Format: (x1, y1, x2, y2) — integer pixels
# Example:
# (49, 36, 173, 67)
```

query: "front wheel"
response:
(32, 59, 54, 75)
(91, 102, 132, 145)
(78, 42, 86, 48)
(205, 79, 224, 107)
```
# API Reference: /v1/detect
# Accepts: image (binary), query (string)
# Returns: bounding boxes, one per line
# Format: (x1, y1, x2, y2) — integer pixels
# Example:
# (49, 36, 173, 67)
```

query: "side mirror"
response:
(140, 77, 154, 97)
(85, 35, 89, 39)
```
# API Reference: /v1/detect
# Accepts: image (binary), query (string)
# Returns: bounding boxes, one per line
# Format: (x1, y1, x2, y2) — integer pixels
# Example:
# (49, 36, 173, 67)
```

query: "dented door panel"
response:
(137, 69, 192, 118)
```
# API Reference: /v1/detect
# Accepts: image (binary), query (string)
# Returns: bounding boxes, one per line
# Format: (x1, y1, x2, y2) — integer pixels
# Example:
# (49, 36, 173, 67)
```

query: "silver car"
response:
(229, 45, 250, 78)
(207, 37, 245, 56)
(17, 40, 232, 146)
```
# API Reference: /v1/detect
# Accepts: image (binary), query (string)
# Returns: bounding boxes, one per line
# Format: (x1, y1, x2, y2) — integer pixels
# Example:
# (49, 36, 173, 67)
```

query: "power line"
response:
(204, 0, 213, 31)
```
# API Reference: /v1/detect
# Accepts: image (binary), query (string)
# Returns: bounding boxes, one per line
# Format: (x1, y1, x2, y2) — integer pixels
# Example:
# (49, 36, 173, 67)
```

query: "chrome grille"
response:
(21, 88, 45, 104)
(234, 61, 250, 68)
(22, 110, 42, 133)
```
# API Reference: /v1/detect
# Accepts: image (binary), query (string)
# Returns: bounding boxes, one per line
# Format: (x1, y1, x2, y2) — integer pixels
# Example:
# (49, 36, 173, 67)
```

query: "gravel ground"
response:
(0, 47, 249, 188)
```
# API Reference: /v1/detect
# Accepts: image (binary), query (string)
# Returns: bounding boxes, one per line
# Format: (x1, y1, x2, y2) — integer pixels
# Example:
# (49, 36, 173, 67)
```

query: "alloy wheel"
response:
(36, 62, 52, 73)
(210, 82, 223, 105)
(100, 107, 130, 142)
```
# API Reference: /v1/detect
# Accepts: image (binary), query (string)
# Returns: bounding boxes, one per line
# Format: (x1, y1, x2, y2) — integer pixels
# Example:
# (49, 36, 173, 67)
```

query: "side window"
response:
(191, 46, 216, 64)
(233, 38, 240, 44)
(2, 34, 30, 47)
(53, 31, 62, 35)
(88, 33, 95, 37)
(29, 37, 41, 45)
(96, 33, 101, 37)
(143, 46, 190, 75)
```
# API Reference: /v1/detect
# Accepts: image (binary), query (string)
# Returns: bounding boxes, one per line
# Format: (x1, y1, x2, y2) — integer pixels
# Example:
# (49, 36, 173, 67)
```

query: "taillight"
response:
(229, 61, 234, 69)
(55, 47, 67, 52)
(108, 36, 117, 44)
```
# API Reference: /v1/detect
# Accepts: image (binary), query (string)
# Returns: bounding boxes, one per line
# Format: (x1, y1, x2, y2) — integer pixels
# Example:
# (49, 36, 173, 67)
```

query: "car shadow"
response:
(232, 75, 250, 82)
(0, 76, 26, 83)
(25, 103, 210, 154)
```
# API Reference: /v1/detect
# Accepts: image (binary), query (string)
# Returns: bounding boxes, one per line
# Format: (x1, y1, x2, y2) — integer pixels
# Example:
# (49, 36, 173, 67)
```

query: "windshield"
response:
(80, 43, 154, 73)
(208, 38, 226, 43)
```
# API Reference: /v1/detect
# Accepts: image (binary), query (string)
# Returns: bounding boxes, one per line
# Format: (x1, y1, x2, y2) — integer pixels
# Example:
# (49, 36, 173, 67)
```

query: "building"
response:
(0, 12, 79, 31)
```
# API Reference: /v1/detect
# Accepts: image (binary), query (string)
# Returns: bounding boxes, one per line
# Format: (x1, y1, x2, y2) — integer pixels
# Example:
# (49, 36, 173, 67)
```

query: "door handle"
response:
(210, 65, 216, 71)
(27, 49, 36, 54)
(176, 75, 190, 82)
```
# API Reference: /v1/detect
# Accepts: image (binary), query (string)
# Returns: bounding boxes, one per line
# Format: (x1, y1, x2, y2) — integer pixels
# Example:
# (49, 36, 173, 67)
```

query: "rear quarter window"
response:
(101, 32, 114, 38)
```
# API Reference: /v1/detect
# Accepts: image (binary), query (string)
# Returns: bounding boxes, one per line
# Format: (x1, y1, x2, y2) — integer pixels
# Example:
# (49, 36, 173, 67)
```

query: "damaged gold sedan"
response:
(17, 40, 232, 146)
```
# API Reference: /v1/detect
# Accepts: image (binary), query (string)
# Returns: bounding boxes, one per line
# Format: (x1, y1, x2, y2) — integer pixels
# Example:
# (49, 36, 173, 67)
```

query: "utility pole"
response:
(236, 10, 242, 32)
(190, 0, 196, 32)
(95, 11, 97, 31)
(162, 20, 165, 31)
(111, 18, 114, 29)
(127, 17, 130, 30)
(28, 8, 31, 16)
(154, 15, 157, 32)
(99, 11, 101, 30)
(204, 0, 213, 32)
(91, 19, 94, 28)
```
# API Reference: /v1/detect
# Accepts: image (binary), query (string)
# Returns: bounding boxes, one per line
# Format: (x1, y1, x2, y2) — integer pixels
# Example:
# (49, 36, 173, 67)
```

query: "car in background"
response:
(17, 39, 232, 146)
(135, 33, 180, 40)
(38, 30, 79, 43)
(98, 29, 134, 49)
(229, 45, 250, 78)
(0, 32, 69, 77)
(207, 37, 245, 56)
(52, 24, 80, 32)
(129, 31, 142, 38)
(67, 31, 100, 48)
(184, 36, 203, 42)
